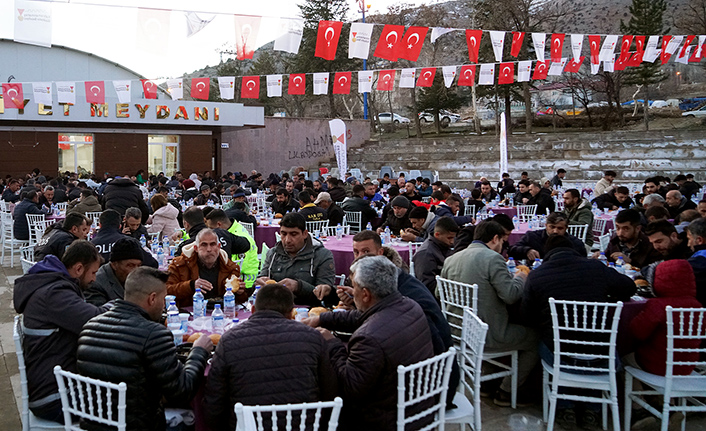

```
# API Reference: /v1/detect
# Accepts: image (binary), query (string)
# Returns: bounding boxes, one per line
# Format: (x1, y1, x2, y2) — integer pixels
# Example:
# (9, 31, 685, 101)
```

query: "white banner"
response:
(548, 58, 567, 76)
(313, 73, 329, 95)
(358, 71, 373, 93)
(185, 12, 215, 37)
(167, 79, 183, 100)
(675, 46, 691, 64)
(696, 35, 706, 58)
(32, 82, 52, 105)
(266, 75, 282, 98)
(489, 31, 505, 62)
(348, 22, 373, 59)
(478, 64, 495, 85)
(55, 81, 75, 105)
(442, 66, 456, 88)
(431, 27, 456, 43)
(14, 0, 52, 48)
(643, 36, 660, 63)
(112, 80, 131, 103)
(591, 60, 601, 75)
(665, 36, 684, 56)
(499, 114, 508, 178)
(274, 18, 304, 54)
(532, 33, 546, 61)
(218, 77, 235, 100)
(599, 35, 618, 62)
(517, 60, 532, 82)
(234, 15, 261, 60)
(329, 119, 347, 178)
(399, 68, 416, 88)
(603, 55, 615, 72)
(571, 34, 583, 61)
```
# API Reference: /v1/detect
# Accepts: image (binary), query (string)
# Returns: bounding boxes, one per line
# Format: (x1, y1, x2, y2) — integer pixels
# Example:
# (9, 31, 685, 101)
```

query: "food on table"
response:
(274, 213, 283, 219)
(308, 307, 329, 317)
(209, 334, 221, 345)
(515, 265, 531, 275)
(266, 279, 278, 284)
(187, 332, 204, 343)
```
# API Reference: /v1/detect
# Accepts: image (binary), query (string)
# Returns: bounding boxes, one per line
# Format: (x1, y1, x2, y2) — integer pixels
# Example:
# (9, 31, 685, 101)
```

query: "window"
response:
(58, 133, 94, 175)
(148, 135, 179, 177)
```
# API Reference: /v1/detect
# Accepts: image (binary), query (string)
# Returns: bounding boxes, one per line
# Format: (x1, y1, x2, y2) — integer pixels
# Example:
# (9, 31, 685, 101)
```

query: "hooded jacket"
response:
(630, 260, 703, 376)
(101, 178, 149, 223)
(562, 197, 595, 246)
(258, 235, 337, 306)
(227, 221, 259, 289)
(34, 226, 78, 261)
(146, 203, 180, 239)
(413, 235, 453, 295)
(428, 203, 473, 233)
(13, 256, 108, 410)
(67, 195, 102, 215)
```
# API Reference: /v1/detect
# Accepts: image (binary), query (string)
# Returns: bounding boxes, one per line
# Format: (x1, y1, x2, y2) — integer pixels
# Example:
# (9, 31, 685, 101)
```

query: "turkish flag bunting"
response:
(628, 36, 646, 66)
(510, 31, 525, 57)
(141, 79, 158, 99)
(498, 62, 515, 84)
(416, 67, 436, 87)
(399, 26, 429, 62)
(457, 65, 476, 86)
(374, 25, 405, 61)
(689, 44, 701, 62)
(314, 20, 343, 60)
(679, 35, 696, 58)
(614, 55, 628, 71)
(84, 81, 105, 104)
(551, 33, 565, 63)
(377, 70, 396, 91)
(2, 83, 24, 108)
(532, 61, 550, 80)
(333, 72, 352, 94)
(191, 78, 210, 100)
(241, 76, 260, 99)
(564, 56, 585, 72)
(465, 29, 483, 63)
(288, 74, 306, 95)
(617, 35, 633, 63)
(660, 36, 673, 64)
(588, 35, 601, 65)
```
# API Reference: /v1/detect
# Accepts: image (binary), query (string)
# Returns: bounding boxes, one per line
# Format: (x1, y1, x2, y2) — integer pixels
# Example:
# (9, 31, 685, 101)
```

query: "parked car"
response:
(378, 112, 411, 124)
(418, 109, 461, 127)
(679, 97, 706, 112)
(682, 104, 706, 118)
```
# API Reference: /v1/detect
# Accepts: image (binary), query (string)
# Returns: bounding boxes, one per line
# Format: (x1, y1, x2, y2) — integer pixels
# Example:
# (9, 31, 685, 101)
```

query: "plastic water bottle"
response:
(193, 288, 205, 318)
(162, 236, 170, 251)
(507, 257, 516, 274)
(211, 304, 225, 334)
(616, 257, 625, 274)
(223, 287, 236, 320)
(225, 318, 239, 332)
(533, 258, 542, 270)
(140, 234, 147, 248)
(336, 223, 343, 240)
(592, 202, 598, 214)
(488, 209, 495, 217)
(247, 285, 261, 312)
(366, 222, 372, 231)
(167, 301, 179, 325)
(512, 215, 519, 230)
(598, 252, 608, 266)
(384, 226, 391, 244)
(156, 247, 165, 266)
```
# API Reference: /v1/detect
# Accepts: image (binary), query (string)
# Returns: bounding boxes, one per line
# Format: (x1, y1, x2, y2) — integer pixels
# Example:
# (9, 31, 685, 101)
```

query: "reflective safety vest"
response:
(228, 221, 259, 288)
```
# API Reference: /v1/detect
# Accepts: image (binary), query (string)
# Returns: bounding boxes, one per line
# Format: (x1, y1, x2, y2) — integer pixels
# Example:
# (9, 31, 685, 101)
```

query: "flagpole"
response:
(360, 1, 369, 120)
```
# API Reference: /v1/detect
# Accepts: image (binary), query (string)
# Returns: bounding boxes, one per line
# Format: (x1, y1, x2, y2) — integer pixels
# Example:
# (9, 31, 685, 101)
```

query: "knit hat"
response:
(182, 179, 195, 189)
(391, 195, 411, 209)
(232, 189, 246, 198)
(110, 237, 144, 262)
(408, 206, 428, 219)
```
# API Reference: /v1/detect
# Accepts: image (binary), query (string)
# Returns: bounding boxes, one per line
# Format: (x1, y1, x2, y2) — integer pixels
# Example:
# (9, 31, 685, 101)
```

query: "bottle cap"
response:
(169, 301, 176, 305)
(214, 304, 221, 308)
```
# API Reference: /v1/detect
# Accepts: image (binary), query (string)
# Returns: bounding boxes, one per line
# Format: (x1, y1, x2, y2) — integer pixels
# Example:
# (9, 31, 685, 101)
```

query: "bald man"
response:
(665, 190, 697, 219)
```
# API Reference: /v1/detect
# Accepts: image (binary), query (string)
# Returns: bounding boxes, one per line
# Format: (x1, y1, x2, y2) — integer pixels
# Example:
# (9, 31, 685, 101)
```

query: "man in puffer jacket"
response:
(101, 177, 149, 223)
(78, 267, 211, 431)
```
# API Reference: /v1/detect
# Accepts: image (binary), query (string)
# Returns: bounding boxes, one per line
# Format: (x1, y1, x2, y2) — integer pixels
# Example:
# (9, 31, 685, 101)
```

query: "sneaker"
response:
(492, 389, 533, 407)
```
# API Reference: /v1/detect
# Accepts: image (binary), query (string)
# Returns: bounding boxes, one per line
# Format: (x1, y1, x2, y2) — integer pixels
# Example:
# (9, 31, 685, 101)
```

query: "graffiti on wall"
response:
(287, 130, 352, 160)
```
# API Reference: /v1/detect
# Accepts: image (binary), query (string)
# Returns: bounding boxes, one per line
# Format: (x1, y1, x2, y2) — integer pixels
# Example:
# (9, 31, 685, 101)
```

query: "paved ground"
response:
(1, 257, 705, 431)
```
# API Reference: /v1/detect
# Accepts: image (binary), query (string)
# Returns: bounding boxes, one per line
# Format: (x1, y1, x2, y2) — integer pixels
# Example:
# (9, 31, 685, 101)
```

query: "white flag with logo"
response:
(665, 36, 684, 56)
(274, 18, 304, 54)
(266, 75, 282, 98)
(55, 81, 75, 105)
(499, 115, 508, 178)
(329, 119, 348, 177)
(571, 34, 583, 61)
(218, 77, 235, 100)
(32, 82, 52, 105)
(185, 12, 215, 37)
(603, 55, 615, 72)
(358, 71, 373, 93)
(489, 31, 505, 62)
(431, 27, 456, 43)
(112, 80, 131, 103)
(478, 64, 495, 85)
(532, 33, 546, 61)
(517, 60, 532, 82)
(14, 0, 53, 48)
(599, 35, 618, 62)
(166, 79, 183, 100)
(313, 73, 329, 95)
(696, 35, 706, 58)
(643, 36, 660, 63)
(675, 46, 691, 64)
(399, 68, 416, 88)
(591, 61, 601, 74)
(548, 58, 567, 75)
(348, 22, 373, 59)
(442, 66, 456, 88)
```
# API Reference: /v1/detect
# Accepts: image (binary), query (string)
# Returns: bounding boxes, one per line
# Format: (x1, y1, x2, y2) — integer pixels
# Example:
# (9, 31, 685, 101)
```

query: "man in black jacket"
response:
(413, 216, 459, 296)
(77, 267, 211, 431)
(35, 213, 90, 261)
(591, 186, 634, 211)
(101, 177, 149, 223)
(509, 212, 586, 261)
(84, 237, 144, 306)
(13, 241, 107, 423)
(341, 184, 378, 228)
(205, 283, 337, 431)
(2, 178, 21, 202)
(314, 192, 344, 226)
(526, 181, 555, 215)
(686, 219, 706, 306)
(376, 195, 412, 235)
(271, 188, 300, 215)
(91, 209, 157, 267)
(297, 190, 327, 222)
(174, 207, 250, 257)
(13, 190, 50, 241)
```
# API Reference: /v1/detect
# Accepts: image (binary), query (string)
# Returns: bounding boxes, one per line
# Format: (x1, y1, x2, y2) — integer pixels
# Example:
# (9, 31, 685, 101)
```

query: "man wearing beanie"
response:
(182, 179, 199, 201)
(377, 196, 413, 235)
(84, 237, 144, 306)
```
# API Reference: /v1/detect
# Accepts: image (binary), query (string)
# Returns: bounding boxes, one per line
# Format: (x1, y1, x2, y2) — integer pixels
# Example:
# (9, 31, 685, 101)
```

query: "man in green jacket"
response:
(205, 209, 259, 289)
(441, 220, 538, 407)
(562, 189, 595, 247)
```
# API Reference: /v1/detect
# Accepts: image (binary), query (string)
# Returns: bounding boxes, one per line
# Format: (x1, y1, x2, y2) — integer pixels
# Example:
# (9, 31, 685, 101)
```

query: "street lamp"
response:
(676, 71, 681, 88)
(359, 0, 371, 120)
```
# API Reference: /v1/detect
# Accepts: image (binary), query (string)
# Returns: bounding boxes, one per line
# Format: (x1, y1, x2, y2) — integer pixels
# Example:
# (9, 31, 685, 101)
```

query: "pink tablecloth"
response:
(508, 222, 531, 245)
(47, 214, 65, 222)
(323, 235, 410, 275)
(490, 206, 518, 219)
(254, 224, 280, 251)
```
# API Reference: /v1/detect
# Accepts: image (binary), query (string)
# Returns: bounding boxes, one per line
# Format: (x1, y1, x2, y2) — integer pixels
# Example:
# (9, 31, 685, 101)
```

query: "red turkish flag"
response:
(614, 55, 627, 71)
(2, 83, 24, 108)
(689, 44, 701, 62)
(550, 33, 565, 63)
(498, 62, 515, 84)
(510, 31, 525, 57)
(457, 65, 476, 86)
(588, 35, 601, 65)
(465, 29, 483, 63)
(679, 35, 696, 58)
(314, 20, 343, 61)
(564, 56, 585, 72)
(618, 35, 634, 63)
(84, 81, 105, 104)
(141, 79, 158, 99)
(399, 26, 428, 62)
(333, 72, 351, 94)
(532, 61, 550, 80)
(241, 76, 260, 99)
(628, 36, 645, 66)
(191, 78, 210, 100)
(374, 25, 405, 61)
(416, 67, 436, 87)
(288, 74, 306, 95)
(377, 70, 396, 91)
(660, 35, 673, 64)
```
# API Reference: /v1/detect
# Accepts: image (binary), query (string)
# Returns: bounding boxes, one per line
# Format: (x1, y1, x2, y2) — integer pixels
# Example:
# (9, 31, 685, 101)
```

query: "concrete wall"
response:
(219, 117, 370, 176)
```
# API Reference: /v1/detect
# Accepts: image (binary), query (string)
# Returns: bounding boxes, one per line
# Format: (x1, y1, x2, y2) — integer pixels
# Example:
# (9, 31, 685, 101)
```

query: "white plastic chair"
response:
(408, 242, 424, 279)
(542, 299, 623, 431)
(0, 199, 8, 212)
(517, 205, 537, 222)
(239, 222, 255, 239)
(221, 195, 233, 204)
(275, 232, 281, 243)
(555, 200, 565, 212)
(598, 232, 611, 253)
(324, 225, 350, 237)
(21, 246, 35, 274)
(567, 224, 589, 244)
(234, 397, 343, 431)
(436, 276, 519, 409)
(445, 308, 488, 431)
(53, 365, 127, 431)
(26, 214, 46, 246)
(2, 211, 29, 268)
(85, 212, 102, 226)
(592, 218, 608, 239)
(259, 242, 270, 271)
(397, 347, 456, 431)
(55, 202, 68, 213)
(343, 211, 362, 233)
(624, 307, 706, 431)
(13, 316, 66, 431)
(306, 220, 329, 235)
(464, 204, 476, 217)
(409, 169, 422, 179)
(422, 196, 431, 204)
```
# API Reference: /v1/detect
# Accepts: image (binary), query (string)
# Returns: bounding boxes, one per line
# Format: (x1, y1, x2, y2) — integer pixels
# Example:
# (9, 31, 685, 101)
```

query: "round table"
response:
(323, 235, 410, 275)
(47, 214, 66, 222)
(508, 222, 531, 245)
(489, 206, 518, 219)
(254, 223, 280, 250)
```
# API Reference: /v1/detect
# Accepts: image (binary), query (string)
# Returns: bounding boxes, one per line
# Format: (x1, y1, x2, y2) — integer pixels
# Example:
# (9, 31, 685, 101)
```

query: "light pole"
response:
(359, 0, 370, 120)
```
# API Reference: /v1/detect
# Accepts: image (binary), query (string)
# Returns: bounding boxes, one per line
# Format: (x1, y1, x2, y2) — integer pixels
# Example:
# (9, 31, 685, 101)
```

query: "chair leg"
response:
(602, 397, 608, 430)
(660, 400, 671, 431)
(547, 396, 558, 431)
(681, 398, 686, 431)
(511, 351, 518, 409)
(624, 373, 633, 431)
(542, 368, 548, 423)
(610, 396, 620, 431)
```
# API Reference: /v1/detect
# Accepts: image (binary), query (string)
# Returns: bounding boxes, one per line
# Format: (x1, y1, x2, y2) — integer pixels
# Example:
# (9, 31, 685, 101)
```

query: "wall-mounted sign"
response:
(221, 142, 230, 149)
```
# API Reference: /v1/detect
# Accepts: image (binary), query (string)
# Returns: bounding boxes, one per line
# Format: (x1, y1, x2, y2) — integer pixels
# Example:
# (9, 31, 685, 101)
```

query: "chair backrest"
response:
(26, 214, 46, 245)
(306, 220, 330, 234)
(566, 224, 589, 243)
(334, 274, 346, 286)
(408, 242, 424, 278)
(239, 222, 255, 239)
(85, 212, 102, 226)
(460, 309, 488, 431)
(325, 225, 351, 237)
(555, 200, 565, 212)
(221, 195, 234, 204)
(33, 219, 53, 241)
(259, 243, 270, 271)
(548, 299, 623, 377)
(436, 276, 479, 346)
(464, 204, 476, 217)
(409, 169, 422, 179)
(598, 232, 611, 252)
(234, 397, 343, 431)
(664, 307, 706, 386)
(343, 211, 362, 233)
(396, 348, 456, 431)
(592, 218, 608, 239)
(517, 205, 537, 222)
(13, 315, 31, 431)
(20, 246, 35, 274)
(0, 199, 8, 212)
(420, 170, 434, 181)
(56, 202, 68, 212)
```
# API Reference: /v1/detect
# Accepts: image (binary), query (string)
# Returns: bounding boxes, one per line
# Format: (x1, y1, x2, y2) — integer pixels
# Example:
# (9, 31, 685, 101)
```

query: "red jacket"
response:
(630, 260, 702, 375)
